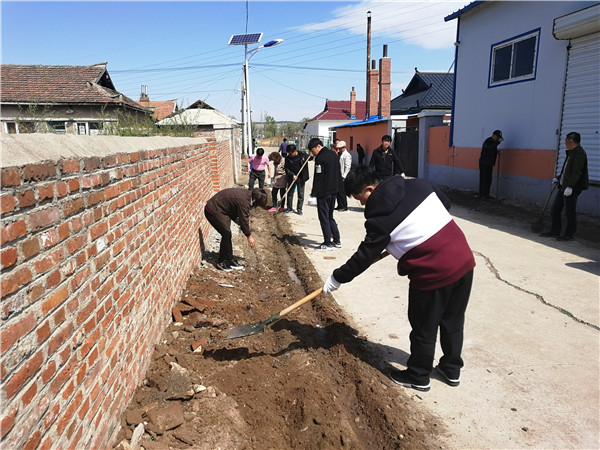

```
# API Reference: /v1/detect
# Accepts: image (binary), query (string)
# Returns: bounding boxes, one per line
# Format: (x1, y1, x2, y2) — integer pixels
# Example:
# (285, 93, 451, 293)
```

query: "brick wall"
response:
(0, 134, 234, 448)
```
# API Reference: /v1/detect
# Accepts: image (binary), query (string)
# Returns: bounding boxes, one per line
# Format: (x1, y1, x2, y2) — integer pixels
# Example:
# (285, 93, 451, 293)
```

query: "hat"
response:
(493, 130, 503, 138)
(335, 140, 346, 149)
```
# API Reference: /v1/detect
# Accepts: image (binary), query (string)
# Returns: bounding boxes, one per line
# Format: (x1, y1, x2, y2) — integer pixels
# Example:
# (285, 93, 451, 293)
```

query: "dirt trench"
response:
(114, 206, 444, 449)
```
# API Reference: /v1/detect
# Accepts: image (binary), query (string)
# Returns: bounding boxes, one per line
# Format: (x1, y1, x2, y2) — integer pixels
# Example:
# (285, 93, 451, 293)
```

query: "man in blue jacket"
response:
(308, 138, 341, 250)
(322, 165, 475, 391)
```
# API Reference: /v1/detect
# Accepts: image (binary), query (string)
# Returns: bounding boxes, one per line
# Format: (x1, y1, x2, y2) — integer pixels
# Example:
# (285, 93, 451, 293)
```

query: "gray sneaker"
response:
(228, 259, 245, 270)
(318, 243, 333, 251)
(435, 365, 460, 387)
(333, 241, 342, 248)
(216, 260, 232, 272)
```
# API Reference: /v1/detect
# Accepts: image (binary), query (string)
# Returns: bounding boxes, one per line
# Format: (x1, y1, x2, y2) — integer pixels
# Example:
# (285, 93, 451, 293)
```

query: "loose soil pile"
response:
(114, 205, 444, 449)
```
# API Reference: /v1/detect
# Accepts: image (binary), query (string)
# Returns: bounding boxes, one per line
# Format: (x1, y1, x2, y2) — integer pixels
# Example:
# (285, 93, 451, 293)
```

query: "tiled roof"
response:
(309, 100, 367, 121)
(0, 63, 144, 111)
(391, 71, 454, 115)
(145, 100, 177, 120)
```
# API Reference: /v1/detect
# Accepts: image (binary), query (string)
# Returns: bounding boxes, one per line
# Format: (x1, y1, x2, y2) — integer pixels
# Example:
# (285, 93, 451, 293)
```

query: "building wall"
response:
(426, 125, 599, 215)
(334, 122, 390, 165)
(0, 134, 234, 448)
(451, 1, 591, 150)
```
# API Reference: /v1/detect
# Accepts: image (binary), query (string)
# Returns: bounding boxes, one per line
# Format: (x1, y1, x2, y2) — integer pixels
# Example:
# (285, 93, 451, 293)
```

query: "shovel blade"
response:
(226, 321, 266, 339)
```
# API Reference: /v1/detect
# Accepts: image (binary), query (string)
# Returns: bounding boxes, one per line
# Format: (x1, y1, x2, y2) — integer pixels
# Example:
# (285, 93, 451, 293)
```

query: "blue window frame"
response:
(489, 28, 540, 87)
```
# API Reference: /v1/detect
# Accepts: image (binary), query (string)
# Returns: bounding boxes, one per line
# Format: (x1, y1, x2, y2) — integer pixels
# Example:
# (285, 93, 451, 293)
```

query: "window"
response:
(489, 29, 539, 87)
(48, 121, 66, 133)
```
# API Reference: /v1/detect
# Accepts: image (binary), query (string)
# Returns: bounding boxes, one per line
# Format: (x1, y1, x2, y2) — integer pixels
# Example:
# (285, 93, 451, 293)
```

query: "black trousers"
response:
(336, 178, 348, 210)
(479, 162, 493, 197)
(286, 181, 305, 212)
(550, 190, 580, 237)
(316, 194, 340, 244)
(406, 270, 473, 384)
(204, 208, 233, 262)
(248, 169, 265, 189)
(271, 187, 286, 209)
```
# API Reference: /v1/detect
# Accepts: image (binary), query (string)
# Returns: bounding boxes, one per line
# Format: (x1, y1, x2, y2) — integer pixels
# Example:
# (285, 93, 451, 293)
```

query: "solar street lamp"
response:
(228, 34, 283, 156)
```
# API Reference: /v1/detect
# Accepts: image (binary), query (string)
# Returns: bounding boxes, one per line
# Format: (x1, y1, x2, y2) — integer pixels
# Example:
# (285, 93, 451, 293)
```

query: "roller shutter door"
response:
(558, 33, 600, 183)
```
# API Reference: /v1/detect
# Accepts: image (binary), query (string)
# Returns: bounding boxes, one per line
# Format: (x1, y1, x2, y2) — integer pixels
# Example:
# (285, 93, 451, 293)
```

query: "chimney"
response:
(368, 60, 378, 119)
(350, 87, 356, 118)
(378, 45, 391, 119)
(139, 85, 149, 105)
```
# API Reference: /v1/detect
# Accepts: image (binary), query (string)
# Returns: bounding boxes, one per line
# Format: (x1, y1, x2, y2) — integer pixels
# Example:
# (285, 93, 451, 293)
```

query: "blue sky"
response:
(1, 0, 463, 121)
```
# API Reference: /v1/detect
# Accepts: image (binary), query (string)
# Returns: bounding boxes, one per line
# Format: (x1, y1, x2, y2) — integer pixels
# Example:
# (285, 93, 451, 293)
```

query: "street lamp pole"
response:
(244, 39, 283, 156)
(229, 34, 283, 156)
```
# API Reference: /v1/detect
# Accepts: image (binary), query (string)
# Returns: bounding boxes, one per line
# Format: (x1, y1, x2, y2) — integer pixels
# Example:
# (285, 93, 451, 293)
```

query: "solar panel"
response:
(228, 33, 263, 45)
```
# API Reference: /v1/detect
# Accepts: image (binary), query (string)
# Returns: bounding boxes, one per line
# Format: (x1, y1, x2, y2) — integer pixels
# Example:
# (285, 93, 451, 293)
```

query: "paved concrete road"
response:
(281, 162, 599, 449)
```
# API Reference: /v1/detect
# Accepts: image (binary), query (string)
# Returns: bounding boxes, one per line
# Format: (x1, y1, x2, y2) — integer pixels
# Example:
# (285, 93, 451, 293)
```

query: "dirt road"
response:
(114, 206, 444, 449)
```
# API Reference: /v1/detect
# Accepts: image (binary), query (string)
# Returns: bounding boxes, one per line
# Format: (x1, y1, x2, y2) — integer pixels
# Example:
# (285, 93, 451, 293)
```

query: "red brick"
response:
(62, 380, 75, 400)
(46, 270, 62, 289)
(87, 190, 105, 206)
(90, 222, 108, 241)
(22, 430, 41, 450)
(84, 157, 101, 172)
(65, 235, 86, 255)
(21, 382, 38, 406)
(0, 311, 35, 352)
(172, 307, 183, 323)
(20, 237, 41, 260)
(39, 229, 58, 248)
(63, 198, 85, 217)
(38, 184, 54, 202)
(18, 190, 36, 208)
(43, 403, 60, 430)
(94, 251, 110, 271)
(29, 283, 45, 302)
(58, 223, 70, 240)
(1, 194, 16, 214)
(56, 390, 83, 435)
(61, 159, 80, 174)
(68, 178, 80, 192)
(51, 358, 75, 395)
(0, 404, 18, 438)
(41, 285, 69, 315)
(4, 351, 43, 399)
(56, 182, 68, 197)
(37, 320, 51, 344)
(0, 220, 27, 245)
(191, 338, 208, 351)
(33, 247, 65, 275)
(1, 168, 21, 187)
(41, 360, 57, 385)
(28, 206, 60, 230)
(0, 246, 18, 269)
(0, 267, 33, 298)
(23, 163, 55, 181)
(39, 437, 53, 450)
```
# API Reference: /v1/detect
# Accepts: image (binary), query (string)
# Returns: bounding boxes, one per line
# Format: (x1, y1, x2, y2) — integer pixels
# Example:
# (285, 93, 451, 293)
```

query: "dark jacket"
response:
(480, 137, 500, 166)
(333, 177, 475, 290)
(284, 151, 310, 183)
(311, 147, 340, 197)
(205, 188, 252, 236)
(369, 146, 403, 178)
(561, 145, 589, 194)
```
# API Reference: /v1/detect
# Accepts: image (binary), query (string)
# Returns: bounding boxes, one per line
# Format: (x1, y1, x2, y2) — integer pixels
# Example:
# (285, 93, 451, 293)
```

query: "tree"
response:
(264, 115, 277, 138)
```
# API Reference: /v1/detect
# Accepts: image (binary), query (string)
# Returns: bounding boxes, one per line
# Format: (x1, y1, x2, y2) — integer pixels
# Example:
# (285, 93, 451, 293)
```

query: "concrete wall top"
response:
(0, 134, 207, 167)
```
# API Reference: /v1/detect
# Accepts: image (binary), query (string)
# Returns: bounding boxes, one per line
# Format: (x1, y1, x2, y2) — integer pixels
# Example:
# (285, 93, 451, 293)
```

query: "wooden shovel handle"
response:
(279, 288, 322, 318)
(278, 251, 389, 319)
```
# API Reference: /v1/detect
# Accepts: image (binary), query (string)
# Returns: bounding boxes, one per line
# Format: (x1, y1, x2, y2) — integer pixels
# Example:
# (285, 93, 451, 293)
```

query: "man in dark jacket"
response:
(540, 131, 589, 241)
(283, 144, 310, 215)
(204, 188, 267, 271)
(308, 137, 341, 250)
(369, 134, 404, 179)
(322, 165, 475, 392)
(478, 130, 503, 200)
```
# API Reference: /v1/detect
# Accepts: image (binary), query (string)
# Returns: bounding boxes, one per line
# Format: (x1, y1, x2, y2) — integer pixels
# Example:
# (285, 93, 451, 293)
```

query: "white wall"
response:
(451, 1, 593, 150)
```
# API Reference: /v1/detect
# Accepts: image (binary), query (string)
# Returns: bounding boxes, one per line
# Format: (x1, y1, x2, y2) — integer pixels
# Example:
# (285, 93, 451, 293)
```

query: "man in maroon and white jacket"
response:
(322, 165, 475, 392)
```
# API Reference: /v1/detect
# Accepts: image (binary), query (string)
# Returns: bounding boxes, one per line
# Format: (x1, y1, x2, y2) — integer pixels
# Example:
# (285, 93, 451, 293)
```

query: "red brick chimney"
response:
(350, 87, 356, 118)
(378, 45, 391, 119)
(367, 60, 379, 119)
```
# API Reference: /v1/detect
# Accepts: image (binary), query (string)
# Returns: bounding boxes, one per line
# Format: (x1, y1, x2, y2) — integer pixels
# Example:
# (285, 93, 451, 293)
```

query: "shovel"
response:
(226, 251, 390, 339)
(275, 154, 311, 212)
(531, 184, 557, 233)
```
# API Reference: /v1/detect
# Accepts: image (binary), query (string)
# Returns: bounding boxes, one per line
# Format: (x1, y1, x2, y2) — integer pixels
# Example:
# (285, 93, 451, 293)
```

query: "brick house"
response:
(0, 63, 150, 135)
(137, 86, 178, 121)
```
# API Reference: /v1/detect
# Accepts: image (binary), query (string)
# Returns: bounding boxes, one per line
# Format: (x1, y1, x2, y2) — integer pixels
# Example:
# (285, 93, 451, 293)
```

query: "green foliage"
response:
(264, 115, 277, 138)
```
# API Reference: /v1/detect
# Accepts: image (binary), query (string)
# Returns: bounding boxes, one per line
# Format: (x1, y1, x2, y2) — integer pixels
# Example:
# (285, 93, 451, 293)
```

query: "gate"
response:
(394, 130, 419, 178)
